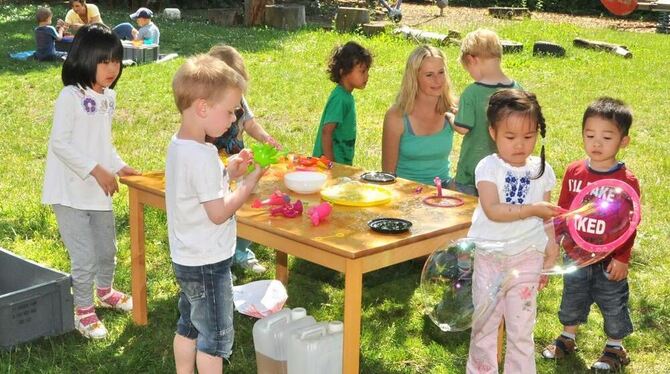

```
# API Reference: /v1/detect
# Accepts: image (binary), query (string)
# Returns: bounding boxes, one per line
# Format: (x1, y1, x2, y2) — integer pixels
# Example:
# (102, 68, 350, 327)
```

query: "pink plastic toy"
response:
(307, 202, 333, 226)
(270, 200, 303, 218)
(434, 176, 443, 197)
(251, 190, 290, 208)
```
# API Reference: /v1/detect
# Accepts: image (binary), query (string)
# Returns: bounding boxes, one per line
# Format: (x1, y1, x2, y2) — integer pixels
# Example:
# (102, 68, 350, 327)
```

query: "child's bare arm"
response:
(202, 165, 264, 225)
(320, 123, 336, 161)
(244, 118, 280, 149)
(478, 181, 562, 222)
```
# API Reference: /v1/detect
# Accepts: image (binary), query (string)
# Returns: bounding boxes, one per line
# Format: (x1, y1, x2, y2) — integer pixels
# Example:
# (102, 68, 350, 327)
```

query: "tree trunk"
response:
(264, 4, 306, 30)
(335, 7, 369, 32)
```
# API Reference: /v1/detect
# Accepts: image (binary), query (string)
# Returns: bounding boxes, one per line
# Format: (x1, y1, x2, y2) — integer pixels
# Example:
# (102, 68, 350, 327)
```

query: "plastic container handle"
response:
(299, 325, 327, 339)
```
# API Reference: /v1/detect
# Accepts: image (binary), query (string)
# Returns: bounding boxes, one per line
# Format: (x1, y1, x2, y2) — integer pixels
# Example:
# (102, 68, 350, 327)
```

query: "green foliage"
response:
(1, 3, 670, 373)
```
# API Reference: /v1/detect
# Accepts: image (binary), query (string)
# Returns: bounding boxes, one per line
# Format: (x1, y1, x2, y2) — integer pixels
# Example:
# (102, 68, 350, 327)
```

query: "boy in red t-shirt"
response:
(542, 97, 641, 372)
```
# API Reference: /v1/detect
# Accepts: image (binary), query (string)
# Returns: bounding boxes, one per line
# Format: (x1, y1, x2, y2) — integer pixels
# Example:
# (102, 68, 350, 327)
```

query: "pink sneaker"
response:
(75, 308, 107, 339)
(97, 288, 133, 312)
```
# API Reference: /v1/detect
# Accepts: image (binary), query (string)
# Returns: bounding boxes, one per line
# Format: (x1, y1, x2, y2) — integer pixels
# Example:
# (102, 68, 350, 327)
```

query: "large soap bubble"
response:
(419, 179, 641, 332)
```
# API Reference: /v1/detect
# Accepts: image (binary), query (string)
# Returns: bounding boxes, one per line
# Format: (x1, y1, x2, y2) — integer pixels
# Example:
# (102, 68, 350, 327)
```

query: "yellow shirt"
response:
(65, 4, 102, 26)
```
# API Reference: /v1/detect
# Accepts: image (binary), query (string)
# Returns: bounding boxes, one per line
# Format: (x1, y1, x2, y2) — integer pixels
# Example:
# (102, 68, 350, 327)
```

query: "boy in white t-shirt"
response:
(166, 54, 264, 373)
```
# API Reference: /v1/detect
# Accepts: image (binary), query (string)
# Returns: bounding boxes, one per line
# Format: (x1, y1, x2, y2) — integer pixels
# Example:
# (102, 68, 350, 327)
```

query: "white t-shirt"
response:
(165, 136, 236, 266)
(42, 85, 126, 210)
(467, 154, 556, 255)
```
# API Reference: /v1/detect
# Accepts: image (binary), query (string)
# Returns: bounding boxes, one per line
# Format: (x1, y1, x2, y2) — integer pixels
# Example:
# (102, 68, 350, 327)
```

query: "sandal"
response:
(98, 288, 133, 312)
(542, 335, 577, 359)
(75, 310, 107, 339)
(592, 346, 630, 372)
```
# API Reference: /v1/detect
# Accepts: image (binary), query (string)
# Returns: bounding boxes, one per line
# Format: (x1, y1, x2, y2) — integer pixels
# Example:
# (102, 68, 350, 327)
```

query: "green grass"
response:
(1, 3, 670, 373)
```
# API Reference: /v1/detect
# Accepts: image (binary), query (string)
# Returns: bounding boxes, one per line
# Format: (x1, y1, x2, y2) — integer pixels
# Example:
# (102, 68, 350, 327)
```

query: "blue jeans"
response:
(173, 258, 235, 358)
(558, 259, 633, 339)
(233, 237, 256, 264)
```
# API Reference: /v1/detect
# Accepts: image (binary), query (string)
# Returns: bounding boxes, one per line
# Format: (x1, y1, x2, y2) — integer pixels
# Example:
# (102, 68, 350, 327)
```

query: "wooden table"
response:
(120, 163, 476, 373)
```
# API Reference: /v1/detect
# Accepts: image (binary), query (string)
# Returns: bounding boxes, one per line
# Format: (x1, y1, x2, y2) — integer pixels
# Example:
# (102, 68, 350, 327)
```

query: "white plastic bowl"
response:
(283, 171, 328, 194)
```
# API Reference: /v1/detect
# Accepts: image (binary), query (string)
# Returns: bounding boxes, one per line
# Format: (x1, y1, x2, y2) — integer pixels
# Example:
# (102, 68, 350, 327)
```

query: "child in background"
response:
(466, 89, 560, 373)
(542, 97, 640, 372)
(42, 24, 139, 339)
(312, 41, 372, 165)
(207, 44, 281, 275)
(113, 7, 160, 45)
(34, 6, 67, 61)
(167, 54, 264, 373)
(453, 29, 522, 196)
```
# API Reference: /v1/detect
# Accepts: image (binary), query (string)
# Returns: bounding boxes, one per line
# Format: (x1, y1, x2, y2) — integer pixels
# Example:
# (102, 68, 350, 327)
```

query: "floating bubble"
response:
(420, 179, 641, 332)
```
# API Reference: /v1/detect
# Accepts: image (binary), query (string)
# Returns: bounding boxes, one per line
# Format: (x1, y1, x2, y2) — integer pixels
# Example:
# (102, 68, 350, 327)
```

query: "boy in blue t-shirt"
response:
(113, 7, 160, 45)
(34, 6, 67, 61)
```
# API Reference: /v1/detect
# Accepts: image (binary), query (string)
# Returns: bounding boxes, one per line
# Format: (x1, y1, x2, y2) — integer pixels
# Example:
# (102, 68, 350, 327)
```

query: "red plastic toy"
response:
(307, 202, 333, 226)
(270, 200, 303, 218)
(251, 190, 290, 208)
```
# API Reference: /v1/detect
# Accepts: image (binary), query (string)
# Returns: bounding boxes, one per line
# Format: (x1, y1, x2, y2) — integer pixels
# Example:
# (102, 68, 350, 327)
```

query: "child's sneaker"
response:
(240, 259, 267, 274)
(75, 308, 107, 339)
(97, 288, 133, 312)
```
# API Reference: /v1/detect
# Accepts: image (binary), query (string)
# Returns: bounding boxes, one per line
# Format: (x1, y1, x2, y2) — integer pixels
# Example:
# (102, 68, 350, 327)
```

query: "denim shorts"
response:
(558, 259, 633, 339)
(173, 257, 235, 359)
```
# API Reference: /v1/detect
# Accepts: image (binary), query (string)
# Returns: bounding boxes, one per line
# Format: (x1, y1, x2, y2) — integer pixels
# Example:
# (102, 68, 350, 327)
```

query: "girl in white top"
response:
(42, 24, 139, 340)
(466, 89, 561, 374)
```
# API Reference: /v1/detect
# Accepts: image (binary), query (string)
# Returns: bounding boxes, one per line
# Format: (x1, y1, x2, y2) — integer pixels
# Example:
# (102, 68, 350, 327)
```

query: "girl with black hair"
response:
(465, 89, 562, 373)
(42, 23, 139, 339)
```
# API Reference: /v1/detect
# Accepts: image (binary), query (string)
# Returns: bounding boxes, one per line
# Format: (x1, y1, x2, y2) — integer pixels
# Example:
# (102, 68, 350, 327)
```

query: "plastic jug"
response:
(275, 308, 316, 372)
(253, 307, 316, 374)
(287, 321, 344, 374)
(253, 308, 291, 374)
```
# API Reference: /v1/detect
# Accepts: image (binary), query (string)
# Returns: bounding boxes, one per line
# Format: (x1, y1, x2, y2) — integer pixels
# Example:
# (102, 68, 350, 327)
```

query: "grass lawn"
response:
(1, 3, 669, 373)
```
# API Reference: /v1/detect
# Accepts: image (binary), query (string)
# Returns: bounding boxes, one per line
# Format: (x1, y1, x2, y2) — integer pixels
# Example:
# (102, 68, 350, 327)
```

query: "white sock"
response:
(561, 331, 576, 340)
(606, 339, 623, 349)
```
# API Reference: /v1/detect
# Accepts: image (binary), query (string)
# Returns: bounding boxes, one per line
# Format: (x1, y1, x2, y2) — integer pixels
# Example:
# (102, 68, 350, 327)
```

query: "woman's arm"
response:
(477, 181, 562, 222)
(381, 107, 403, 175)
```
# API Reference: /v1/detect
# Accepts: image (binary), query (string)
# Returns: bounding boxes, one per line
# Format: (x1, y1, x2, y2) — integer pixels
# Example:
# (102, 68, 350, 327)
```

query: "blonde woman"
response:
(382, 45, 458, 186)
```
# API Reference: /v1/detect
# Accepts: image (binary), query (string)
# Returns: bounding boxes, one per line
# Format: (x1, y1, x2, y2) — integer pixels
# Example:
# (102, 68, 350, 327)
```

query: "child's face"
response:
(582, 116, 629, 169)
(45, 15, 52, 24)
(92, 61, 121, 93)
(341, 63, 369, 90)
(489, 113, 538, 167)
(204, 88, 243, 138)
(417, 56, 446, 97)
(136, 17, 150, 27)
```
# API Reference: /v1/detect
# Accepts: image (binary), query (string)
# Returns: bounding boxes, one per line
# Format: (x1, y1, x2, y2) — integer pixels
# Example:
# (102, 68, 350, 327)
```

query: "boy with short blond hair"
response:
(167, 54, 264, 374)
(34, 6, 66, 61)
(452, 29, 521, 195)
(542, 97, 641, 372)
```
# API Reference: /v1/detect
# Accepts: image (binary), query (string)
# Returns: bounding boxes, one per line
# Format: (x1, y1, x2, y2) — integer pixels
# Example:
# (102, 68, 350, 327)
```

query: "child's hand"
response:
(264, 135, 281, 150)
(529, 201, 563, 220)
(606, 259, 629, 281)
(227, 150, 253, 179)
(117, 165, 140, 177)
(538, 275, 549, 290)
(91, 165, 118, 196)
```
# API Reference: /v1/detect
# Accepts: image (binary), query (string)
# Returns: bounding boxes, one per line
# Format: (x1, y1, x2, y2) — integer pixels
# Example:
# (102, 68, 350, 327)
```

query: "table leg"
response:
(343, 259, 363, 374)
(276, 251, 288, 285)
(129, 188, 148, 325)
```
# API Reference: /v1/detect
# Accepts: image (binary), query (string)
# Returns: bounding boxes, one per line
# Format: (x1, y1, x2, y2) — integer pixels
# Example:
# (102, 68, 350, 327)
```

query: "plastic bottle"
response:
(253, 308, 291, 374)
(275, 308, 316, 373)
(287, 321, 344, 374)
(253, 308, 316, 374)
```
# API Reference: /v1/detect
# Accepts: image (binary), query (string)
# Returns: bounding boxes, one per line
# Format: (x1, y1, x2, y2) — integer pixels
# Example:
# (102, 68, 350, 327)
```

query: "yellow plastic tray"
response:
(320, 181, 392, 207)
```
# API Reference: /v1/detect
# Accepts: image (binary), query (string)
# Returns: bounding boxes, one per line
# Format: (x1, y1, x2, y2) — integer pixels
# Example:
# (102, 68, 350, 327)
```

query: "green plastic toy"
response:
(248, 143, 287, 172)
